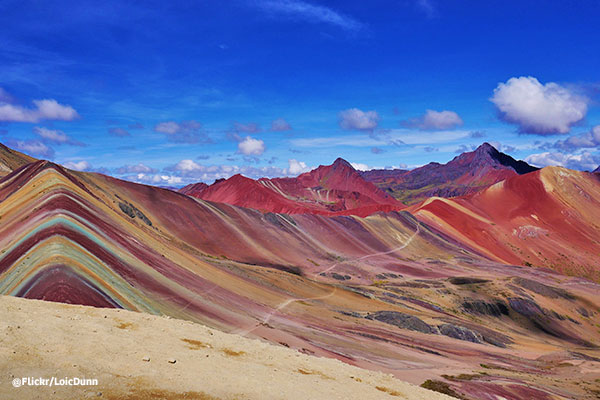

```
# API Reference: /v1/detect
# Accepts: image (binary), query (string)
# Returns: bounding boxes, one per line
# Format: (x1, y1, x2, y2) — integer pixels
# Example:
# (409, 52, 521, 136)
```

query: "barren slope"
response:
(0, 295, 453, 400)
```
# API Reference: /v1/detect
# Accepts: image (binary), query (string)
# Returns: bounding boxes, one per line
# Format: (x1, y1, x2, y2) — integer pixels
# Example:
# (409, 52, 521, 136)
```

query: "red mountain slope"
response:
(179, 158, 402, 216)
(411, 166, 600, 281)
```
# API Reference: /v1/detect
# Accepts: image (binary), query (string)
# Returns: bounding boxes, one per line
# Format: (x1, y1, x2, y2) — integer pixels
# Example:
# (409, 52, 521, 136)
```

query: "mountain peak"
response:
(331, 157, 354, 169)
(594, 166, 600, 173)
(459, 142, 537, 175)
(474, 142, 497, 154)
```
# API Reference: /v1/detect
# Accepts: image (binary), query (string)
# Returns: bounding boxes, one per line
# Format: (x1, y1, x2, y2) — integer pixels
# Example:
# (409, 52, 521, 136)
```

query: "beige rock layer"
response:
(0, 295, 451, 399)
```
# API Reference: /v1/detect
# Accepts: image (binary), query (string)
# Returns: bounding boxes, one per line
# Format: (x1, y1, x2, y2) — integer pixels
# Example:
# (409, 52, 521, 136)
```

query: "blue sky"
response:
(1, 0, 600, 186)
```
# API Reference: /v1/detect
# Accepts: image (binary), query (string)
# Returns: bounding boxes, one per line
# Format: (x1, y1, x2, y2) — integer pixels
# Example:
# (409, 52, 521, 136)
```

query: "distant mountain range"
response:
(181, 157, 400, 216)
(181, 143, 539, 212)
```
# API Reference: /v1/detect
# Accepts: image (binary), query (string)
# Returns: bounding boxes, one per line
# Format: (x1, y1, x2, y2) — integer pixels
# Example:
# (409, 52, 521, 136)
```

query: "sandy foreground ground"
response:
(0, 296, 452, 400)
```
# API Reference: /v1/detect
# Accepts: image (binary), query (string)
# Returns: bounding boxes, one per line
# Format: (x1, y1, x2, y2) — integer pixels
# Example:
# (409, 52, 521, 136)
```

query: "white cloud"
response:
(154, 121, 180, 135)
(116, 163, 157, 174)
(6, 139, 54, 158)
(154, 120, 209, 144)
(172, 159, 203, 172)
(131, 173, 184, 186)
(0, 98, 79, 123)
(33, 100, 79, 121)
(256, 0, 363, 31)
(33, 126, 83, 146)
(237, 136, 265, 155)
(271, 118, 292, 132)
(350, 162, 370, 171)
(287, 159, 309, 175)
(339, 108, 380, 131)
(406, 109, 463, 130)
(490, 76, 588, 135)
(525, 151, 600, 171)
(34, 127, 69, 143)
(160, 160, 288, 185)
(64, 160, 91, 171)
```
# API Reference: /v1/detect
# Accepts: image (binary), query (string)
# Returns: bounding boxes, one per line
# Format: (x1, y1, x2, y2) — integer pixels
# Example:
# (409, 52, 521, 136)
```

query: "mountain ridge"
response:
(361, 143, 538, 204)
(179, 157, 401, 216)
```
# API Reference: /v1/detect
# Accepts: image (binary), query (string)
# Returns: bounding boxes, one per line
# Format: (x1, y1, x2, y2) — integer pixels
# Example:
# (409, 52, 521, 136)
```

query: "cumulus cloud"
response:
(350, 162, 370, 171)
(339, 108, 380, 131)
(116, 163, 157, 174)
(404, 109, 463, 130)
(490, 76, 588, 135)
(34, 100, 79, 121)
(34, 127, 69, 143)
(525, 151, 600, 171)
(6, 139, 54, 158)
(63, 160, 91, 171)
(256, 0, 363, 31)
(109, 127, 130, 137)
(237, 136, 265, 156)
(271, 118, 292, 132)
(171, 159, 202, 172)
(287, 159, 309, 175)
(33, 126, 84, 146)
(0, 97, 79, 123)
(154, 120, 210, 144)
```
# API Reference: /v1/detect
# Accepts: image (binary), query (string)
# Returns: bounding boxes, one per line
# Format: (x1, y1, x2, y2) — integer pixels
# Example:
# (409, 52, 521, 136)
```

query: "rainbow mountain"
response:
(1, 143, 599, 400)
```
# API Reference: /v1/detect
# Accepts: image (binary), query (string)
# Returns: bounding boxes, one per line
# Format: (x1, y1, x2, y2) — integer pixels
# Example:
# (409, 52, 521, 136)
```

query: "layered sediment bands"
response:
(1, 156, 600, 399)
(16, 264, 123, 308)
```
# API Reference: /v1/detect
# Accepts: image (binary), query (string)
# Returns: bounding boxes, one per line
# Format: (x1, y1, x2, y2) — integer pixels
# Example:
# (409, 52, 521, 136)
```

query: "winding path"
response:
(235, 222, 421, 337)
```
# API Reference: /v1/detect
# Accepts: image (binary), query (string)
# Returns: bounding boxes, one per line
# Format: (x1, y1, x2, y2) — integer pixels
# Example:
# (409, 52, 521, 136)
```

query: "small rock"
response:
(142, 356, 150, 362)
(167, 358, 176, 364)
